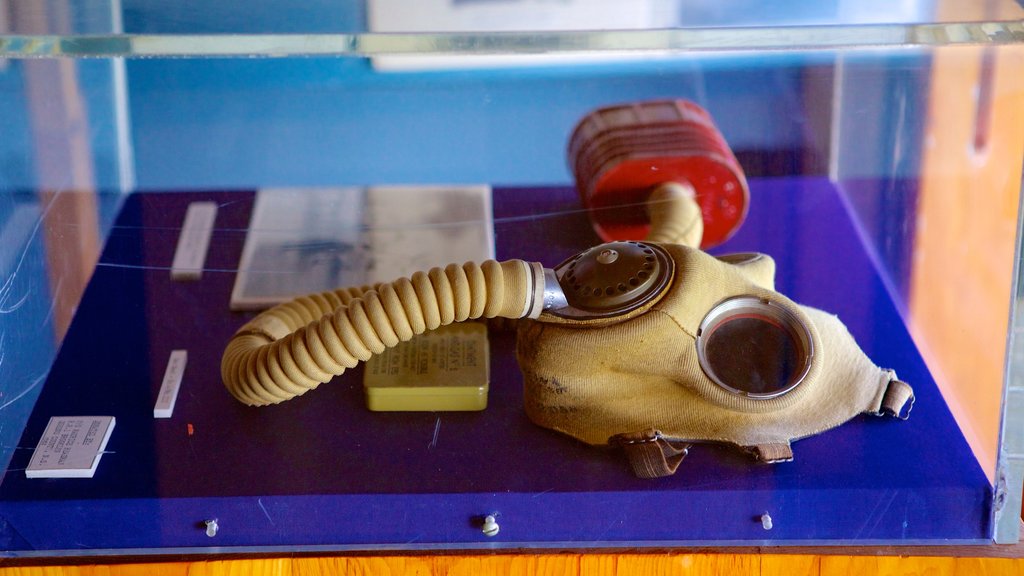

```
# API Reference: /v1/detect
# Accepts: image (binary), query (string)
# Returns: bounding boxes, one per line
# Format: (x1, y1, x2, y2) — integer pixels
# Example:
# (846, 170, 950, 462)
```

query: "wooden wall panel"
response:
(3, 556, 1024, 576)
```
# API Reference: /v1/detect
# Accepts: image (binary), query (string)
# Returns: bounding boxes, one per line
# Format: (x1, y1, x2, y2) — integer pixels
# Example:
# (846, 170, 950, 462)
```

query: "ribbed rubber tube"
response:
(222, 260, 541, 406)
(645, 182, 704, 248)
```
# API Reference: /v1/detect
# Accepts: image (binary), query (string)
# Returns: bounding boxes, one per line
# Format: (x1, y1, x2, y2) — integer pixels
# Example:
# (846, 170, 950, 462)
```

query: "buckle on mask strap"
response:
(880, 379, 915, 420)
(610, 429, 691, 479)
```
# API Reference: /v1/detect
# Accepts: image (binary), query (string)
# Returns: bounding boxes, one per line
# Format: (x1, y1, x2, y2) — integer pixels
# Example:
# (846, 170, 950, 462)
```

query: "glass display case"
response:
(0, 0, 1022, 558)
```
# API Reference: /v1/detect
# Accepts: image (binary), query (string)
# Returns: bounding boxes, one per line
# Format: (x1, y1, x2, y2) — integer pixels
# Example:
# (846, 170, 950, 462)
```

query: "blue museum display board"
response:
(0, 178, 991, 554)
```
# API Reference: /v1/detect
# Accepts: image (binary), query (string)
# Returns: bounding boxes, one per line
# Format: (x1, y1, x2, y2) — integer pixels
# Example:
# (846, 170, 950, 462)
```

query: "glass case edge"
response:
(0, 20, 1021, 58)
(994, 176, 1024, 544)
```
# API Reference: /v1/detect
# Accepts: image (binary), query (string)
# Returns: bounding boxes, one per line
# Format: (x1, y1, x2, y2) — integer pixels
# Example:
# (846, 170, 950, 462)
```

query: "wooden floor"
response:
(1, 554, 1023, 575)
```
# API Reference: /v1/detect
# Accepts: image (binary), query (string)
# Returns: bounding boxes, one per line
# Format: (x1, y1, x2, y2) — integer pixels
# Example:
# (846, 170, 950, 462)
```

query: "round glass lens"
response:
(697, 298, 813, 399)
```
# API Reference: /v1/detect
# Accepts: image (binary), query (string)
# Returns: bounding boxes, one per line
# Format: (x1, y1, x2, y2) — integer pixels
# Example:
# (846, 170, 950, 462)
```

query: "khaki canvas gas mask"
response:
(221, 182, 914, 478)
(518, 238, 913, 477)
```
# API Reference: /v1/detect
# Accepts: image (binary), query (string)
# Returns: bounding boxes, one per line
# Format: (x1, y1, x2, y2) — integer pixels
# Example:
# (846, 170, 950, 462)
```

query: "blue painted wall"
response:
(121, 0, 837, 189)
(0, 62, 35, 189)
(126, 55, 828, 190)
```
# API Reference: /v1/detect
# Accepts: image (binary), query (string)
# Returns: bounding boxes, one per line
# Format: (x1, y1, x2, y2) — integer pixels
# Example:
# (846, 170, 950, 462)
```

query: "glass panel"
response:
(0, 0, 1022, 557)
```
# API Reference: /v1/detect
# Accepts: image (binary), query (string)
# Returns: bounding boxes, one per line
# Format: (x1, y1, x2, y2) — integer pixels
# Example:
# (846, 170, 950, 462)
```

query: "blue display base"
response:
(0, 178, 992, 555)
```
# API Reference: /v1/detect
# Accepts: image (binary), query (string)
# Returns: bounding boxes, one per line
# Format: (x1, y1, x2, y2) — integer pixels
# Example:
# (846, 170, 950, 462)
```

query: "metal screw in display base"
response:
(482, 515, 500, 537)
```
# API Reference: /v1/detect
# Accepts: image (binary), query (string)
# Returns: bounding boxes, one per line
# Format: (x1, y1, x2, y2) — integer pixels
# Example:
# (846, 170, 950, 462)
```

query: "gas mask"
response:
(516, 237, 913, 478)
(221, 101, 913, 478)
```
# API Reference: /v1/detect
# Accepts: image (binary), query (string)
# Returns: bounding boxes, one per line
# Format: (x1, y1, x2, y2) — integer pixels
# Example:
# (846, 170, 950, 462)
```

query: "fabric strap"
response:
(880, 379, 915, 420)
(610, 429, 691, 479)
(749, 442, 794, 463)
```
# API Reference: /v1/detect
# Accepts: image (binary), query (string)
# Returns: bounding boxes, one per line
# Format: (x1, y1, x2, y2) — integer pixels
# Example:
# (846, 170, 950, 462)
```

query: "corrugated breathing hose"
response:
(645, 182, 704, 248)
(222, 260, 543, 406)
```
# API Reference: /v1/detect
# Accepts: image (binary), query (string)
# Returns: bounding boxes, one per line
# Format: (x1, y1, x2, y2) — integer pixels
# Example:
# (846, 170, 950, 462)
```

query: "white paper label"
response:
(26, 416, 116, 479)
(171, 201, 217, 280)
(154, 349, 187, 418)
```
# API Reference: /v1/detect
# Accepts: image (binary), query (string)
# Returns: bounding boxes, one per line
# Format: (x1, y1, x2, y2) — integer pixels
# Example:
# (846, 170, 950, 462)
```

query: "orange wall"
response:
(911, 44, 1024, 478)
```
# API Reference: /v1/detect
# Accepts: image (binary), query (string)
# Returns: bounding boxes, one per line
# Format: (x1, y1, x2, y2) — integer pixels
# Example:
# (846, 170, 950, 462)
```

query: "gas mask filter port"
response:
(547, 241, 674, 321)
(696, 296, 814, 399)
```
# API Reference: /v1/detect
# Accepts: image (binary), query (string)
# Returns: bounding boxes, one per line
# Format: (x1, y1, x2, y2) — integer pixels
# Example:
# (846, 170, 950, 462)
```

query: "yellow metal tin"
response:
(364, 323, 489, 411)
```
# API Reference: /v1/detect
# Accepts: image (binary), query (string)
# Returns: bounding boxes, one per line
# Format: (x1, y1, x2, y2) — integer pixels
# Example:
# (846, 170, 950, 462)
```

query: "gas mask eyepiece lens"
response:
(697, 297, 813, 399)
